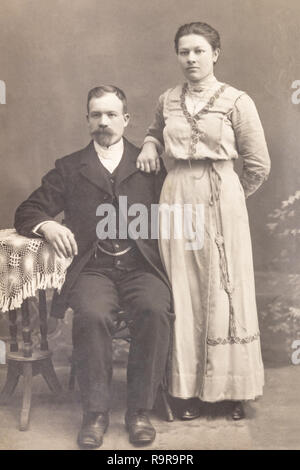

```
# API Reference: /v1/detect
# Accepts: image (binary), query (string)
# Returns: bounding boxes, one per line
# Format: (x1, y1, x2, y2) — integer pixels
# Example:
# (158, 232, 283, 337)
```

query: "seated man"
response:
(14, 85, 172, 449)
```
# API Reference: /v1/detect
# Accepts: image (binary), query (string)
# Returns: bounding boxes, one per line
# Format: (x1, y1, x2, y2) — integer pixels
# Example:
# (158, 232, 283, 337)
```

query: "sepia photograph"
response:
(0, 0, 300, 452)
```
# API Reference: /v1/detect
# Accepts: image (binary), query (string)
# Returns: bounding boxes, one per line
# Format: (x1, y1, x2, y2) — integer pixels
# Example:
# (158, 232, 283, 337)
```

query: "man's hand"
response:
(38, 221, 78, 258)
(136, 142, 160, 173)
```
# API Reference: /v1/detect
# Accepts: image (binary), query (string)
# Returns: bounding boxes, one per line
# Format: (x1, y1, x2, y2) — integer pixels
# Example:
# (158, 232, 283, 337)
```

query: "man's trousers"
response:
(68, 266, 172, 413)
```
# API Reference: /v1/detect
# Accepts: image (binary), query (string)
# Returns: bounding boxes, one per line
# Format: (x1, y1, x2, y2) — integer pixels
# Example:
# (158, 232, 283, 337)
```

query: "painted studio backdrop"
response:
(0, 0, 300, 448)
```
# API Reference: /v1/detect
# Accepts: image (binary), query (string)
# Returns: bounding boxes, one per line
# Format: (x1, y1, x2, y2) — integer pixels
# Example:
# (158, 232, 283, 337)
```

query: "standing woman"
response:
(137, 22, 270, 420)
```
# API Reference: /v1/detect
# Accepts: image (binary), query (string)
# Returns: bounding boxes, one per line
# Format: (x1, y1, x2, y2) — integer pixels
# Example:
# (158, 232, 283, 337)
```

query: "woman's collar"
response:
(187, 74, 218, 92)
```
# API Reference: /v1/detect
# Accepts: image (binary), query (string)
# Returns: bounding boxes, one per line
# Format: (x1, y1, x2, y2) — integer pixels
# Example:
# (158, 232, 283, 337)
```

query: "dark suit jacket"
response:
(14, 138, 170, 318)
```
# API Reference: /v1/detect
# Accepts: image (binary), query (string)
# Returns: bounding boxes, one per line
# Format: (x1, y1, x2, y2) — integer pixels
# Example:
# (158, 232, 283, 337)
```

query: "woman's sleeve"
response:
(144, 93, 166, 152)
(231, 93, 271, 198)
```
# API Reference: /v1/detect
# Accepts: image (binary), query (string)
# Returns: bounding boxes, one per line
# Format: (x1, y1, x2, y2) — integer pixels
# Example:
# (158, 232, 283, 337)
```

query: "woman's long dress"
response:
(145, 76, 271, 401)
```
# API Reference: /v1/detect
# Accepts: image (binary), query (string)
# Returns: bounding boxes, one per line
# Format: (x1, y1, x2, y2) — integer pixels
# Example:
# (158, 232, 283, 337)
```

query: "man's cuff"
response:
(32, 221, 52, 237)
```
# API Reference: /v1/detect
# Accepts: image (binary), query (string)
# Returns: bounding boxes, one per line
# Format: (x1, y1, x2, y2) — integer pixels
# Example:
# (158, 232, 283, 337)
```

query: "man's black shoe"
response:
(125, 409, 156, 446)
(77, 411, 109, 449)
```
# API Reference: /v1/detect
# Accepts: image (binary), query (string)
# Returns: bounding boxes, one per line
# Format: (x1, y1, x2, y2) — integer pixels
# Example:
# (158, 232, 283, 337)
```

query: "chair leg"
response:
(160, 386, 174, 422)
(19, 363, 33, 431)
(0, 361, 20, 404)
(68, 362, 76, 391)
(41, 357, 62, 395)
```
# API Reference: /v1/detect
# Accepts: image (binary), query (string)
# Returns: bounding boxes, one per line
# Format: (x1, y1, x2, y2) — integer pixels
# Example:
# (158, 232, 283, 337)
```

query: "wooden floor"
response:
(0, 364, 300, 450)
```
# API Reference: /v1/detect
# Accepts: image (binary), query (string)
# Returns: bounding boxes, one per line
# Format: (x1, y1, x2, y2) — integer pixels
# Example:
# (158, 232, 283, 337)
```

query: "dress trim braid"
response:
(207, 332, 260, 346)
(180, 82, 228, 157)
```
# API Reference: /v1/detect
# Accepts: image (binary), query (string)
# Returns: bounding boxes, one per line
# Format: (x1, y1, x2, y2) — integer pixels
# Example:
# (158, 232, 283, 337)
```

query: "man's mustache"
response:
(92, 128, 114, 136)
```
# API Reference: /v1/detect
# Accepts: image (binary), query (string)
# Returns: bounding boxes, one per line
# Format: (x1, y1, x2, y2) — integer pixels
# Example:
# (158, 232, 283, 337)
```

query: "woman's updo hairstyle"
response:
(174, 22, 221, 53)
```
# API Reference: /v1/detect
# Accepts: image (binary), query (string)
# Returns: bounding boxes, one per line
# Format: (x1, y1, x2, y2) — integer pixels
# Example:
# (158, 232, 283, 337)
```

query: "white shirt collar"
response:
(94, 138, 124, 159)
(93, 138, 124, 173)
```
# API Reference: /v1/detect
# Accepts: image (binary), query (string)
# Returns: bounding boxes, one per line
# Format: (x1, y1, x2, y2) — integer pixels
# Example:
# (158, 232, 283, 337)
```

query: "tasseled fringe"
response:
(0, 271, 67, 313)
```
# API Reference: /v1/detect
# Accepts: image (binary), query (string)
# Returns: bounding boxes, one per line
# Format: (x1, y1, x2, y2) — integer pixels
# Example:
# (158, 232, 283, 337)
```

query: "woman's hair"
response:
(174, 22, 221, 53)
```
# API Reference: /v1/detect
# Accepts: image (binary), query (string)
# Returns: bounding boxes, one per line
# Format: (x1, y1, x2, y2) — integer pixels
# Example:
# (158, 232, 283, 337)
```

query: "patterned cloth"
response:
(0, 229, 72, 312)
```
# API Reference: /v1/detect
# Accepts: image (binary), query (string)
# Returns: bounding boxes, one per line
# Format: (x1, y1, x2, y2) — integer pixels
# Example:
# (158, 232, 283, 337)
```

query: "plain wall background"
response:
(0, 0, 300, 271)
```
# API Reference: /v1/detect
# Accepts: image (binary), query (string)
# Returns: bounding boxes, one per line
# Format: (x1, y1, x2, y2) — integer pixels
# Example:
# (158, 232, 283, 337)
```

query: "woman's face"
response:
(177, 34, 219, 83)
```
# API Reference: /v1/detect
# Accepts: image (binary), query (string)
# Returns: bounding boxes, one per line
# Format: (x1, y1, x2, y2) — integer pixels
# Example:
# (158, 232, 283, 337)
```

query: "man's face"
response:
(87, 93, 129, 147)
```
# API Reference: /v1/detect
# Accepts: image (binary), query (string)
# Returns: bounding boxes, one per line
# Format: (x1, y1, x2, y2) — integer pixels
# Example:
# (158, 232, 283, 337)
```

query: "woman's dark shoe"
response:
(231, 401, 245, 420)
(77, 411, 109, 449)
(180, 398, 201, 420)
(125, 409, 156, 446)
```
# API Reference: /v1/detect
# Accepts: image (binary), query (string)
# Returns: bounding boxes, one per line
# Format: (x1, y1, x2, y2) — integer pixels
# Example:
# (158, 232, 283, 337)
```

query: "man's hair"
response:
(87, 85, 128, 114)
